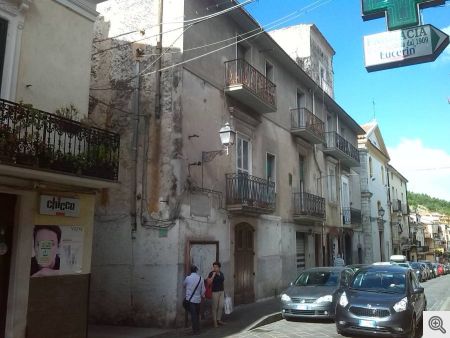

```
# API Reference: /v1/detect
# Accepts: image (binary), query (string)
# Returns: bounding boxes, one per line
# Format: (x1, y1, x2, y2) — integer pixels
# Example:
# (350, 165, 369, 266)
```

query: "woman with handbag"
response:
(183, 265, 205, 335)
(206, 261, 225, 327)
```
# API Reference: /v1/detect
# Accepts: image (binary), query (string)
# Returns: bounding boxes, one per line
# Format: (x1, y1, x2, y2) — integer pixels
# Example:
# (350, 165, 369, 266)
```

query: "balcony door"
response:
(0, 18, 7, 96)
(237, 136, 251, 175)
(341, 176, 350, 224)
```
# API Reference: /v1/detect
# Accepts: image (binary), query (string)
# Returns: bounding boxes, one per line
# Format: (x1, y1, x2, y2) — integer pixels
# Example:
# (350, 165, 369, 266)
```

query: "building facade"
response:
(88, 0, 363, 327)
(358, 121, 392, 263)
(0, 1, 118, 338)
(387, 164, 409, 256)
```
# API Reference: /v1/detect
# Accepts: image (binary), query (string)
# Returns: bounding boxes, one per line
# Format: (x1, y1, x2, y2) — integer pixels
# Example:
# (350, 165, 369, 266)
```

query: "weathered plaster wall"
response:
(16, 0, 95, 115)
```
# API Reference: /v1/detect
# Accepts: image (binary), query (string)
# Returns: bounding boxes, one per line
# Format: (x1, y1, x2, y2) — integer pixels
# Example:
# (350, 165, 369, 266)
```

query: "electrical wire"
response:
(91, 0, 332, 91)
(91, 0, 255, 56)
(140, 0, 332, 77)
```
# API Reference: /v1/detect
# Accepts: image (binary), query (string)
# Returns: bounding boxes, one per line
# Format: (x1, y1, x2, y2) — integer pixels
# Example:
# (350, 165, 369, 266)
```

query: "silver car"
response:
(280, 267, 354, 319)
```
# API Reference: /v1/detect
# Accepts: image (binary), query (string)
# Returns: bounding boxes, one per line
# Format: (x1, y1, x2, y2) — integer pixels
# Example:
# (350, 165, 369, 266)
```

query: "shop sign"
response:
(39, 195, 80, 217)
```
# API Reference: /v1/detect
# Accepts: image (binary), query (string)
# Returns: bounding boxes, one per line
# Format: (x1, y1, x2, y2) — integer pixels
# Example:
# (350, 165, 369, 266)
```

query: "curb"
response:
(244, 312, 283, 331)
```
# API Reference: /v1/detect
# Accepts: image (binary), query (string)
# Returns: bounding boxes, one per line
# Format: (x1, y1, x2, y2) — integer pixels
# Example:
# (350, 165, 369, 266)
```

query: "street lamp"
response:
(378, 207, 385, 218)
(202, 122, 236, 162)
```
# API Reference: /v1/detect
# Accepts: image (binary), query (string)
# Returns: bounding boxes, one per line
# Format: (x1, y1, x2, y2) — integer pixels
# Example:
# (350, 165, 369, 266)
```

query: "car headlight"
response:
(339, 292, 348, 307)
(281, 294, 291, 302)
(393, 297, 408, 312)
(315, 295, 333, 303)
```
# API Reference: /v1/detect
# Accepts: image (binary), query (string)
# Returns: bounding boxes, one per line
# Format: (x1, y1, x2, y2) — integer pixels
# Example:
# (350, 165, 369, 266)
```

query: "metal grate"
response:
(349, 306, 390, 318)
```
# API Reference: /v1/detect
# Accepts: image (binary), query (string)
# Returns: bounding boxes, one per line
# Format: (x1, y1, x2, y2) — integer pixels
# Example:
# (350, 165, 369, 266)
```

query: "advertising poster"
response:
(31, 225, 84, 277)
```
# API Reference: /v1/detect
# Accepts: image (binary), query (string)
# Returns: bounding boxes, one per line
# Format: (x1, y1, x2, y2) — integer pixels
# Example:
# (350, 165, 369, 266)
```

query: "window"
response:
(328, 163, 336, 202)
(381, 166, 385, 185)
(237, 136, 252, 174)
(266, 153, 276, 188)
(369, 157, 373, 178)
(0, 18, 7, 95)
(265, 60, 274, 82)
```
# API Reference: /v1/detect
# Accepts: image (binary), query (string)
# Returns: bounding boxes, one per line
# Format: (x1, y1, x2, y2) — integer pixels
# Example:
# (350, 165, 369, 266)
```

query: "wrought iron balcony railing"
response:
(342, 207, 362, 225)
(293, 192, 325, 219)
(225, 59, 276, 108)
(392, 199, 402, 212)
(225, 172, 275, 212)
(290, 108, 325, 142)
(0, 99, 120, 181)
(324, 132, 360, 164)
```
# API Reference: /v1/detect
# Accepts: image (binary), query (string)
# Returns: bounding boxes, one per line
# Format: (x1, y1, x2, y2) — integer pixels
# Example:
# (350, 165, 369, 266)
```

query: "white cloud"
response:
(387, 139, 450, 201)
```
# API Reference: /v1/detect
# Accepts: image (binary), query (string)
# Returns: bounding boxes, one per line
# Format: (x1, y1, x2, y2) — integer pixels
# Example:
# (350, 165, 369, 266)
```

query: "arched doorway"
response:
(234, 223, 255, 305)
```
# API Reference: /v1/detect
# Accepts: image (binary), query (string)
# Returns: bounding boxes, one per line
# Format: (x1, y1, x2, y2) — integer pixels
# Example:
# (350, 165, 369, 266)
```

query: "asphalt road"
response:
(233, 274, 450, 338)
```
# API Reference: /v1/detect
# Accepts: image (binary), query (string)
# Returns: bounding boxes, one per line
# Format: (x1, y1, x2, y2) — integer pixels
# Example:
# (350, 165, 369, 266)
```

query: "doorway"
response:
(315, 234, 321, 267)
(344, 232, 352, 265)
(0, 193, 17, 337)
(234, 223, 255, 305)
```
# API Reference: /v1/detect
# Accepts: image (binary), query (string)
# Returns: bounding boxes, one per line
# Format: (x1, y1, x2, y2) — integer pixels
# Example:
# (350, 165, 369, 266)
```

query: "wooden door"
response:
(296, 232, 306, 273)
(234, 223, 254, 305)
(0, 193, 16, 338)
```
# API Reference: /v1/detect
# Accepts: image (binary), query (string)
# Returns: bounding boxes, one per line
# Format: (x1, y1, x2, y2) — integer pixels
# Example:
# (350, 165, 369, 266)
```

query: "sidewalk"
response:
(88, 297, 281, 338)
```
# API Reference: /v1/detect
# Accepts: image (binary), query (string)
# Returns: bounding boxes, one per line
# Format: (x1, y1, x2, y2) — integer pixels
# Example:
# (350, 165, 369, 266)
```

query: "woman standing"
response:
(206, 261, 225, 327)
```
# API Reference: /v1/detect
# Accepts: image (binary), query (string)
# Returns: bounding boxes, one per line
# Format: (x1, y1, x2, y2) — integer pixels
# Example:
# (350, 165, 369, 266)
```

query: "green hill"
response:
(408, 192, 450, 215)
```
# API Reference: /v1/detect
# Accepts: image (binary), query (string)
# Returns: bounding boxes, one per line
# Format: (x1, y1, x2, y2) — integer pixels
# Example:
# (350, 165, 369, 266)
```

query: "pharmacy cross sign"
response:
(362, 0, 446, 31)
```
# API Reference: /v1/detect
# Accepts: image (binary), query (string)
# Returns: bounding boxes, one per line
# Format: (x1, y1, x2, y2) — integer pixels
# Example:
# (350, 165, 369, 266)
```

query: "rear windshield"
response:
(351, 271, 406, 293)
(295, 271, 340, 286)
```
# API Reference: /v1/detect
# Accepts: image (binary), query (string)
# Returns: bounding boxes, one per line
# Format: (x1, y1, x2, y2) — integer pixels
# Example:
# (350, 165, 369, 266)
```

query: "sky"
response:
(244, 0, 450, 201)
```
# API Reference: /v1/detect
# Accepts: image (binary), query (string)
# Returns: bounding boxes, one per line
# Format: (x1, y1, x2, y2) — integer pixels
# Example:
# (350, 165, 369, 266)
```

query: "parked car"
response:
(280, 267, 354, 319)
(431, 263, 444, 277)
(410, 262, 426, 282)
(420, 261, 436, 278)
(335, 265, 426, 338)
(444, 263, 450, 274)
(419, 262, 431, 280)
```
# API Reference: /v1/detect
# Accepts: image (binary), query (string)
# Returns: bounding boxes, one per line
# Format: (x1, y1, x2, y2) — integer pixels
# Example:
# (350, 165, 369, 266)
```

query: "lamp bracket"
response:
(202, 150, 225, 163)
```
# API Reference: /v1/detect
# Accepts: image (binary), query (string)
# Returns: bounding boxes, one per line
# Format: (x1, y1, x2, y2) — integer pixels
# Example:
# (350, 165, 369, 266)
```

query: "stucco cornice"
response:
(54, 0, 99, 22)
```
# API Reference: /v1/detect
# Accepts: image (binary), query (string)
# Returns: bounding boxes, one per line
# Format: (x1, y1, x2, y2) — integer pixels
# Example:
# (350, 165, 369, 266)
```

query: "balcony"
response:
(0, 99, 120, 183)
(342, 207, 362, 226)
(290, 108, 325, 144)
(292, 192, 325, 222)
(225, 173, 275, 214)
(224, 59, 276, 113)
(392, 199, 402, 212)
(323, 132, 360, 167)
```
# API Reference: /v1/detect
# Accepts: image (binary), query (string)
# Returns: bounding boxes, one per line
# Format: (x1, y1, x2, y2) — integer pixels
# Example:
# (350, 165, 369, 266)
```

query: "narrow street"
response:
(233, 274, 450, 338)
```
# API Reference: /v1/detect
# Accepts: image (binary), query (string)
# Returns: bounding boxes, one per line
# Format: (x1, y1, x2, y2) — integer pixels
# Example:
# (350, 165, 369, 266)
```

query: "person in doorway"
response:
(183, 265, 205, 335)
(30, 225, 61, 277)
(207, 261, 225, 327)
(334, 253, 345, 267)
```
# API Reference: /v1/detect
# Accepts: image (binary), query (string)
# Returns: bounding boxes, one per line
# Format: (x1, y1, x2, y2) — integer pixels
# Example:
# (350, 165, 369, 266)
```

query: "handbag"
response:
(205, 279, 213, 299)
(183, 276, 201, 311)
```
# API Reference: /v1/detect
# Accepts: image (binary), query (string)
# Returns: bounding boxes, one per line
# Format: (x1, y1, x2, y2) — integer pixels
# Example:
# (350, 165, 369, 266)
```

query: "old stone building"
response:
(88, 0, 364, 327)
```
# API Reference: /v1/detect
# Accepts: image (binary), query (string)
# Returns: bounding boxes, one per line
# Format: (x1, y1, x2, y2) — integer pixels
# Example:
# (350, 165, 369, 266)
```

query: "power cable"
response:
(91, 0, 255, 56)
(91, 0, 331, 90)
(140, 0, 332, 77)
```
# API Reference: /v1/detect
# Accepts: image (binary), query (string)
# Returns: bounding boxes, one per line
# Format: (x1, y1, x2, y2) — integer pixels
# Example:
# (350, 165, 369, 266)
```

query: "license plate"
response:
(297, 304, 309, 310)
(359, 320, 376, 328)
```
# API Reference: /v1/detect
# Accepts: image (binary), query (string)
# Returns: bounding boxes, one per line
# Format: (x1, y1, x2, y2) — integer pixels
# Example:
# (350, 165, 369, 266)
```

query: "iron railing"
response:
(290, 108, 325, 140)
(0, 99, 120, 181)
(342, 207, 362, 225)
(225, 59, 276, 108)
(225, 173, 275, 211)
(392, 199, 402, 212)
(293, 192, 325, 219)
(324, 132, 360, 163)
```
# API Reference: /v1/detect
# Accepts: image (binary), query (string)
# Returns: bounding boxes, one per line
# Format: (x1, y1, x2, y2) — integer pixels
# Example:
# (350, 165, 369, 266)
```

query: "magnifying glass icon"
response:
(429, 316, 447, 334)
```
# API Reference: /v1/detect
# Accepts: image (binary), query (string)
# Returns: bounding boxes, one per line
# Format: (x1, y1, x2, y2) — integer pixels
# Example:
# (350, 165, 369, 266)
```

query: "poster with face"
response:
(31, 225, 84, 277)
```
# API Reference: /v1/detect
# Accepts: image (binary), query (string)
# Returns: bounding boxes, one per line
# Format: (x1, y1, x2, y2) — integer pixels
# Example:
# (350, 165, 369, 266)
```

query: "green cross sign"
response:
(362, 0, 446, 31)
